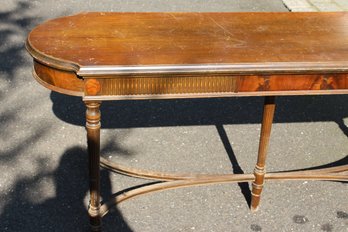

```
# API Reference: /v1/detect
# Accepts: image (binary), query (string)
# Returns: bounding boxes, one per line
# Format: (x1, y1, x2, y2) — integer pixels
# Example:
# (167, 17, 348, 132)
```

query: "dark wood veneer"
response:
(238, 74, 348, 92)
(33, 61, 83, 96)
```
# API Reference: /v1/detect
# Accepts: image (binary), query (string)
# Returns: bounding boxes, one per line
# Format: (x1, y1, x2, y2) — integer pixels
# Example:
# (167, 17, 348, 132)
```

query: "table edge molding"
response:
(78, 63, 348, 76)
(26, 38, 348, 76)
(25, 38, 80, 72)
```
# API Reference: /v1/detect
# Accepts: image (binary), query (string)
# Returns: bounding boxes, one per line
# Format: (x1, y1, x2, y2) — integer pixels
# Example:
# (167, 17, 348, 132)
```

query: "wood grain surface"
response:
(27, 12, 348, 75)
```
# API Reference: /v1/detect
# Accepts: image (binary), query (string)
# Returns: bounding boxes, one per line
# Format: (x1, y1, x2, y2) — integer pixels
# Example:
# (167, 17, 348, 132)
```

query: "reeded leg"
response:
(251, 96, 276, 212)
(86, 101, 102, 231)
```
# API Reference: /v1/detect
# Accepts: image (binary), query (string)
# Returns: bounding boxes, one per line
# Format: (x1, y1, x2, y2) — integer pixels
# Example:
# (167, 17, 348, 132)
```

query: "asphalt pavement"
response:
(0, 0, 347, 231)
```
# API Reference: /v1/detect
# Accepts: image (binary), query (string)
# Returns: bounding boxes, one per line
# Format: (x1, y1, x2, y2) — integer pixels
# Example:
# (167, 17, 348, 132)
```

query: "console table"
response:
(26, 12, 348, 231)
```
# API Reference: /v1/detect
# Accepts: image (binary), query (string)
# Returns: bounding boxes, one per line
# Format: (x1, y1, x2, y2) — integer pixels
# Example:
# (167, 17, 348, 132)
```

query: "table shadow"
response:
(50, 92, 348, 214)
(50, 92, 348, 131)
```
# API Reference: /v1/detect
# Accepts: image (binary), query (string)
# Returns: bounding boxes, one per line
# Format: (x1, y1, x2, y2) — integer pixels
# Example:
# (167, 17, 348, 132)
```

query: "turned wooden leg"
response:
(86, 101, 102, 231)
(251, 96, 276, 212)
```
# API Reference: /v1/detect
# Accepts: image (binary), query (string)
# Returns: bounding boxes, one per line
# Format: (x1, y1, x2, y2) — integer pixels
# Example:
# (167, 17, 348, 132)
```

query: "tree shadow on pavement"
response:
(0, 1, 37, 81)
(0, 0, 42, 161)
(0, 1, 132, 229)
(0, 146, 133, 232)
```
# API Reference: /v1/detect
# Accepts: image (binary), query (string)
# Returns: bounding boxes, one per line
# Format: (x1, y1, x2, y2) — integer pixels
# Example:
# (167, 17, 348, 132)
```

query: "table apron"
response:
(82, 73, 348, 100)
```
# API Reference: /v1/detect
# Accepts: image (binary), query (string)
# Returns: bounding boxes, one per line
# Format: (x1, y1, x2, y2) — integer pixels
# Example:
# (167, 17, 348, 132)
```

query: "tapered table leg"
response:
(251, 96, 276, 212)
(85, 101, 102, 231)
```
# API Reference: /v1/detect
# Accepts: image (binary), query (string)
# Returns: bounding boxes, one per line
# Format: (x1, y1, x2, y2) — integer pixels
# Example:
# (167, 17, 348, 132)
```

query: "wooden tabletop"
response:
(27, 12, 348, 75)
